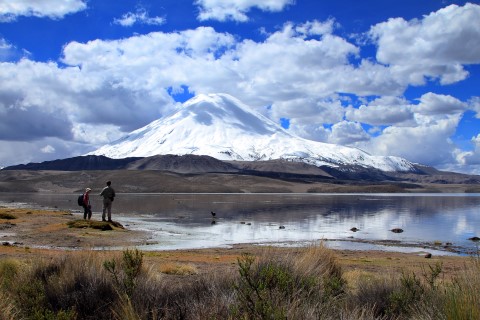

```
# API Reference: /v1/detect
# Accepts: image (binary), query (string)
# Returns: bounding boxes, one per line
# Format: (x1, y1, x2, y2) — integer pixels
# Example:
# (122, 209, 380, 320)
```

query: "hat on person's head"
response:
(85, 188, 92, 192)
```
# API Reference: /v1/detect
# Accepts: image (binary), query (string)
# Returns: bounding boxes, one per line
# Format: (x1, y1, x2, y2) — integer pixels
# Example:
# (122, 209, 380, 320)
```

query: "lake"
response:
(1, 193, 479, 255)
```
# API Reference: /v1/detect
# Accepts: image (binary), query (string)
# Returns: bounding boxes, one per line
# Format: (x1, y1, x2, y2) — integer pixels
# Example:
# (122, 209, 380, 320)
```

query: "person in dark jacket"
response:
(83, 188, 92, 220)
(100, 181, 115, 222)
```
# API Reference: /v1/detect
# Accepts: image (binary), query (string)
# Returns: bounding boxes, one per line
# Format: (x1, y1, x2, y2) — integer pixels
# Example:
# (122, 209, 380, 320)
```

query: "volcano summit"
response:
(89, 93, 416, 172)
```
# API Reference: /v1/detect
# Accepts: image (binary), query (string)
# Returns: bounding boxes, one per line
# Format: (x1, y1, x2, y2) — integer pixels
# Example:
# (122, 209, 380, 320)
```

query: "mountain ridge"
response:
(3, 154, 479, 186)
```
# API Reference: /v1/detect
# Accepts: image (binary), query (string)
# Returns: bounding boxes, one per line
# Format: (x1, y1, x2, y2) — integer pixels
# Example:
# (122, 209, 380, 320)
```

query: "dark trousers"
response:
(83, 205, 92, 220)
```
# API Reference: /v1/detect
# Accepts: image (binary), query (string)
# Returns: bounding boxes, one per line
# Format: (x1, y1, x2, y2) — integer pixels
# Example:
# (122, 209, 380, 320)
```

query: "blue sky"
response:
(1, 0, 480, 174)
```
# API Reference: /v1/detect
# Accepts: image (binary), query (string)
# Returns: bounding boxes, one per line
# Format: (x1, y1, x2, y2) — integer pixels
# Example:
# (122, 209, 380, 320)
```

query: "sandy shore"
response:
(0, 205, 476, 281)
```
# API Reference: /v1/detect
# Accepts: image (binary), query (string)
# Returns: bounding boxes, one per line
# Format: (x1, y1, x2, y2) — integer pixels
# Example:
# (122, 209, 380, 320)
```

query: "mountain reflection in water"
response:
(1, 193, 479, 254)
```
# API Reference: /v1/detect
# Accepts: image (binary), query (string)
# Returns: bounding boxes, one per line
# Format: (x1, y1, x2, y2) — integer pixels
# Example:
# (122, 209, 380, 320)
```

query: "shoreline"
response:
(1, 200, 475, 257)
(0, 204, 476, 285)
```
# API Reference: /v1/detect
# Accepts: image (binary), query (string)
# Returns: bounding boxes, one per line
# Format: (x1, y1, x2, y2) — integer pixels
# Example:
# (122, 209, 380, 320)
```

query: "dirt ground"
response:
(0, 207, 475, 282)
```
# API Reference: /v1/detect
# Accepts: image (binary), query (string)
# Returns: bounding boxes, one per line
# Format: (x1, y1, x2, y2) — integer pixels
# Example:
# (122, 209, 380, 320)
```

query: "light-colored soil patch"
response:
(0, 207, 147, 250)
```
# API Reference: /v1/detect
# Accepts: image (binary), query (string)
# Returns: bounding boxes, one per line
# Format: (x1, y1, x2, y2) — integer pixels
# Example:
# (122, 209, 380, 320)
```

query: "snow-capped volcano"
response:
(89, 93, 416, 172)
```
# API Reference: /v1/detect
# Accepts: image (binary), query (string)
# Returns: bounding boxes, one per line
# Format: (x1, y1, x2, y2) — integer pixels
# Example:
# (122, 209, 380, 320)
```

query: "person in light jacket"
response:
(100, 181, 115, 222)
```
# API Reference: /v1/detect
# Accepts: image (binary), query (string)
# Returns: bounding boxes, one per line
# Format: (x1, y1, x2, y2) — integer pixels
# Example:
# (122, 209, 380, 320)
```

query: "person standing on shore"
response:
(83, 188, 92, 220)
(100, 180, 115, 222)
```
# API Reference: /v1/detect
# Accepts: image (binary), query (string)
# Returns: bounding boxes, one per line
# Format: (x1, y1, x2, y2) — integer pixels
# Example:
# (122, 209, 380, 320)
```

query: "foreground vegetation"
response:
(0, 244, 479, 320)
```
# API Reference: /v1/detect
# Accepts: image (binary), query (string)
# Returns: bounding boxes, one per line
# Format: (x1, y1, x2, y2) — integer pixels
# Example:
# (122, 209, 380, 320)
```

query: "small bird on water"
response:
(211, 211, 216, 217)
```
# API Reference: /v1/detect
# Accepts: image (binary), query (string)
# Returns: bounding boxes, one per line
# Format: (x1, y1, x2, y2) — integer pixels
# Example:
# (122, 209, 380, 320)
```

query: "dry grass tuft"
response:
(67, 219, 113, 230)
(160, 263, 199, 275)
(0, 290, 19, 320)
(441, 259, 480, 319)
(0, 212, 16, 220)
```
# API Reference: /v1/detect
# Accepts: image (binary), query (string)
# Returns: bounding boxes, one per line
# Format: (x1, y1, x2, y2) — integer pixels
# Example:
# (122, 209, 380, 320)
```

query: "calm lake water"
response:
(1, 193, 479, 254)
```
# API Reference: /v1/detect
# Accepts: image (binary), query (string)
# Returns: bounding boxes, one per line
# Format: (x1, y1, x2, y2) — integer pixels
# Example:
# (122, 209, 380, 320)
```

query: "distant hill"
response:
(3, 155, 142, 171)
(3, 154, 480, 187)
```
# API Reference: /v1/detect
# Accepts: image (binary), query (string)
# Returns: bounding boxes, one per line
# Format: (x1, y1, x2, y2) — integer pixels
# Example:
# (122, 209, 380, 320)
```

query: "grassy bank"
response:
(0, 244, 479, 319)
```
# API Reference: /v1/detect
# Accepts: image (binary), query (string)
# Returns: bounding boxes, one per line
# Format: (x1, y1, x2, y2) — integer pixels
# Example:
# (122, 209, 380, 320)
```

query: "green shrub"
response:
(9, 254, 115, 320)
(349, 262, 447, 319)
(104, 248, 144, 297)
(233, 253, 290, 319)
(232, 244, 347, 319)
(387, 272, 424, 316)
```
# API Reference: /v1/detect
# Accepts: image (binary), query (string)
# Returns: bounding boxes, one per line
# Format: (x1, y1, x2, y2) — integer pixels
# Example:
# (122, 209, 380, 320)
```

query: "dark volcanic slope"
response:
(229, 159, 332, 177)
(127, 154, 240, 173)
(3, 155, 142, 171)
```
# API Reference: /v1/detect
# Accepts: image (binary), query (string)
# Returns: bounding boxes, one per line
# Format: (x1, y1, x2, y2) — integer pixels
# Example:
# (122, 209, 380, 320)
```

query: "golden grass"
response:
(442, 260, 480, 319)
(343, 269, 380, 292)
(0, 290, 18, 320)
(292, 241, 342, 279)
(0, 208, 70, 216)
(67, 219, 114, 230)
(159, 263, 199, 275)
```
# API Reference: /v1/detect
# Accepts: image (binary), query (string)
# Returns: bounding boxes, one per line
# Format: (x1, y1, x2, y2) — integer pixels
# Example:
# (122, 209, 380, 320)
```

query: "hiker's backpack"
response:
(77, 194, 84, 206)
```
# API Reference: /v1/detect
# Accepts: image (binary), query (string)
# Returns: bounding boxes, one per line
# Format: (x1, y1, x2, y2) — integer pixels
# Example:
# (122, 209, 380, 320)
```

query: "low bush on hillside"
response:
(0, 245, 479, 319)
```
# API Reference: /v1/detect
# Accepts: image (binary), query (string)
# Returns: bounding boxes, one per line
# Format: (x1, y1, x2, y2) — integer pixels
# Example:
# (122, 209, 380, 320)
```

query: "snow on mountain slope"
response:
(89, 93, 416, 172)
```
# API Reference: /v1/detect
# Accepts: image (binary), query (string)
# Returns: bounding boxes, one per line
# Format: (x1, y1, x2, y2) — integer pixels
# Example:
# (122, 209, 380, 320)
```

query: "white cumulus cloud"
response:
(346, 96, 414, 126)
(114, 8, 165, 27)
(329, 121, 370, 146)
(0, 0, 87, 22)
(369, 3, 480, 85)
(196, 0, 294, 22)
(414, 93, 467, 116)
(457, 134, 480, 166)
(361, 115, 461, 166)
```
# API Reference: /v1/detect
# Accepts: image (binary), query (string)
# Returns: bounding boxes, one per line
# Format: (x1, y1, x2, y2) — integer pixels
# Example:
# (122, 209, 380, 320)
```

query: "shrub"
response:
(232, 243, 347, 319)
(8, 253, 117, 320)
(387, 272, 424, 316)
(104, 248, 144, 297)
(348, 261, 446, 319)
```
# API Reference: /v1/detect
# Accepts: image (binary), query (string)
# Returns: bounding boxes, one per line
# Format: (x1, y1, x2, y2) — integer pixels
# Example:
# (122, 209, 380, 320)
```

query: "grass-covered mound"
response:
(67, 219, 124, 231)
(0, 212, 16, 220)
